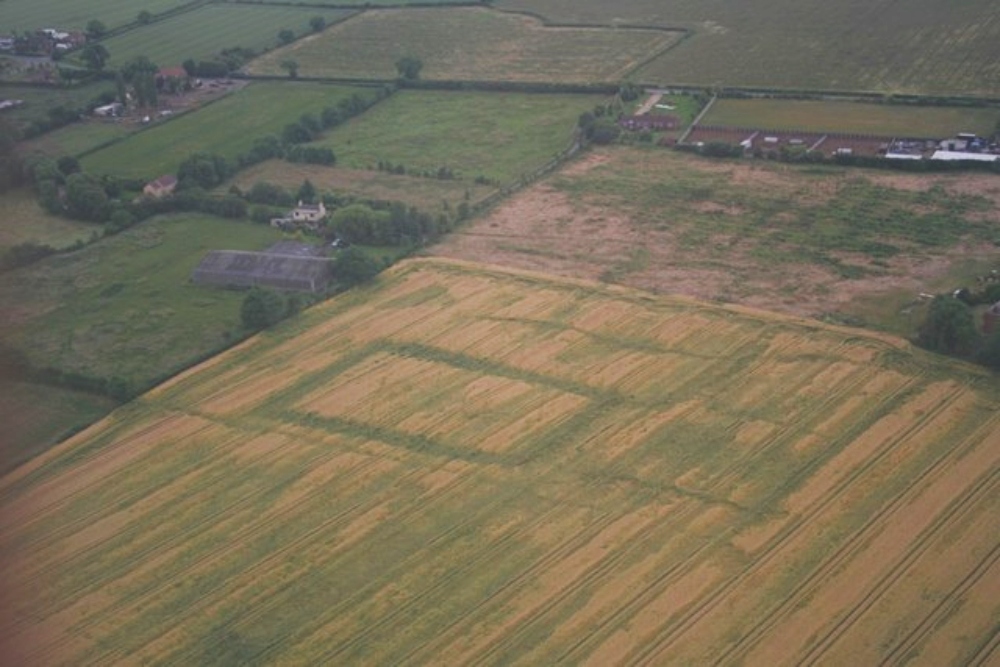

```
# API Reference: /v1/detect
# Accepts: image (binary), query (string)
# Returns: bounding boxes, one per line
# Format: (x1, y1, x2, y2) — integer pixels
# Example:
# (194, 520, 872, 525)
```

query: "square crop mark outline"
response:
(284, 347, 593, 463)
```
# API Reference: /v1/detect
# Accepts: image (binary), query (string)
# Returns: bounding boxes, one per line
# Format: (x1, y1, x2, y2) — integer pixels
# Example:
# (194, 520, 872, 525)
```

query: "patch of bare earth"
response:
(431, 148, 999, 320)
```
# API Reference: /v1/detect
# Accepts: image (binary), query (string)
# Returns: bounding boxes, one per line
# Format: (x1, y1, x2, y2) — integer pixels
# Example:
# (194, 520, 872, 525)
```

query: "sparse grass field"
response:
(80, 82, 380, 179)
(98, 4, 356, 69)
(0, 189, 100, 253)
(2, 0, 191, 32)
(2, 259, 999, 665)
(498, 0, 1000, 96)
(230, 161, 495, 213)
(433, 146, 1000, 335)
(0, 380, 118, 474)
(248, 7, 680, 82)
(310, 90, 602, 184)
(0, 213, 285, 393)
(701, 99, 1000, 138)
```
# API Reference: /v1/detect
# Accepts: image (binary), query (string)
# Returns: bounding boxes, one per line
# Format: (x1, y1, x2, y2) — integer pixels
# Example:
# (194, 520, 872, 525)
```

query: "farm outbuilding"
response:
(192, 249, 332, 293)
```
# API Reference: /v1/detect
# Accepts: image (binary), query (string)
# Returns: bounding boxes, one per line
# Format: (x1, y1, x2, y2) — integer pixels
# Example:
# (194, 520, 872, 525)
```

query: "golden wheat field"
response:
(2, 259, 999, 665)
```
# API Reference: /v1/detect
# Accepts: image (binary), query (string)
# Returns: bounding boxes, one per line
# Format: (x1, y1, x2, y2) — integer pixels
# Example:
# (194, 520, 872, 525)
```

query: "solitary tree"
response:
(122, 55, 159, 107)
(395, 55, 423, 81)
(80, 43, 110, 71)
(85, 19, 107, 39)
(278, 29, 295, 45)
(309, 16, 326, 32)
(65, 173, 111, 222)
(280, 59, 299, 79)
(297, 179, 317, 203)
(137, 10, 153, 24)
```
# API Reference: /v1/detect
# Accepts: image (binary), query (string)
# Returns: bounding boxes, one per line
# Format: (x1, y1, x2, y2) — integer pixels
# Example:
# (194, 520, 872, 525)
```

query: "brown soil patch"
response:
(430, 147, 1000, 324)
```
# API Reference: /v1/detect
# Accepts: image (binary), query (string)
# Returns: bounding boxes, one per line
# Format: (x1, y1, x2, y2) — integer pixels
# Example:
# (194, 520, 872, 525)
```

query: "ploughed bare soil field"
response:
(432, 147, 1000, 333)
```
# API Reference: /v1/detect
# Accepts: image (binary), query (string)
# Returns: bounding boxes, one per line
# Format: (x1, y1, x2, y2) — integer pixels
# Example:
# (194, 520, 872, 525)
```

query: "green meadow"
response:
(99, 4, 356, 69)
(0, 213, 285, 393)
(81, 82, 380, 180)
(311, 90, 602, 184)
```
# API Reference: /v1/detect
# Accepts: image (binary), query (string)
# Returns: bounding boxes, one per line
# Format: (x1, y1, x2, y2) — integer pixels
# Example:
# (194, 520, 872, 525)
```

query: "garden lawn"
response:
(80, 82, 380, 180)
(312, 90, 602, 184)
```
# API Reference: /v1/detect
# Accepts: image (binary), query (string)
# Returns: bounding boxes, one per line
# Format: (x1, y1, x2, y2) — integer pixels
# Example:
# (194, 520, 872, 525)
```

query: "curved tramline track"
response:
(627, 384, 974, 665)
(109, 453, 486, 664)
(710, 409, 1000, 666)
(551, 377, 934, 663)
(799, 466, 1000, 666)
(23, 433, 381, 664)
(155, 470, 536, 664)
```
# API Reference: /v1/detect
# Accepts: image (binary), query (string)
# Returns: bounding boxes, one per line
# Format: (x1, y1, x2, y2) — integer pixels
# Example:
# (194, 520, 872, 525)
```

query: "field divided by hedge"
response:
(308, 89, 601, 184)
(3, 0, 195, 32)
(248, 7, 681, 83)
(80, 82, 379, 179)
(497, 0, 1000, 97)
(100, 4, 357, 69)
(2, 259, 998, 665)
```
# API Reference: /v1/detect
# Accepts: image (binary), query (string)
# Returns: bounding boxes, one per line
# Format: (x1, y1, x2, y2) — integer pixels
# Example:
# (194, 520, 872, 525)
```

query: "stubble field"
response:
(2, 259, 998, 665)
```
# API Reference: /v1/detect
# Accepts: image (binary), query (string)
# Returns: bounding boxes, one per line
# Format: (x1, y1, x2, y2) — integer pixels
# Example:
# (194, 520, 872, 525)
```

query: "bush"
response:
(241, 287, 288, 330)
(917, 296, 979, 357)
(334, 247, 381, 286)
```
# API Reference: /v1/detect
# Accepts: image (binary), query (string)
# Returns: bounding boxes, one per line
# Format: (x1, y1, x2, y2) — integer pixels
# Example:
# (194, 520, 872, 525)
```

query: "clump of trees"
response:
(395, 55, 423, 81)
(916, 289, 1000, 371)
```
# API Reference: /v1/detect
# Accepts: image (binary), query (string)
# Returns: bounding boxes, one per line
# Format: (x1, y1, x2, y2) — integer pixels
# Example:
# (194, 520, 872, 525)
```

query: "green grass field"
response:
(19, 120, 132, 158)
(81, 82, 379, 180)
(248, 7, 680, 82)
(0, 213, 285, 393)
(3, 0, 192, 32)
(98, 4, 356, 69)
(700, 99, 1000, 137)
(0, 82, 117, 134)
(230, 162, 495, 214)
(0, 189, 101, 253)
(0, 380, 118, 474)
(309, 90, 602, 184)
(497, 0, 1000, 97)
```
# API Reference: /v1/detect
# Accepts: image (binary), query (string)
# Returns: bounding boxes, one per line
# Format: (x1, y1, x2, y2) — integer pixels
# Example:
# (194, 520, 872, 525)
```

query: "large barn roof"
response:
(192, 250, 332, 293)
